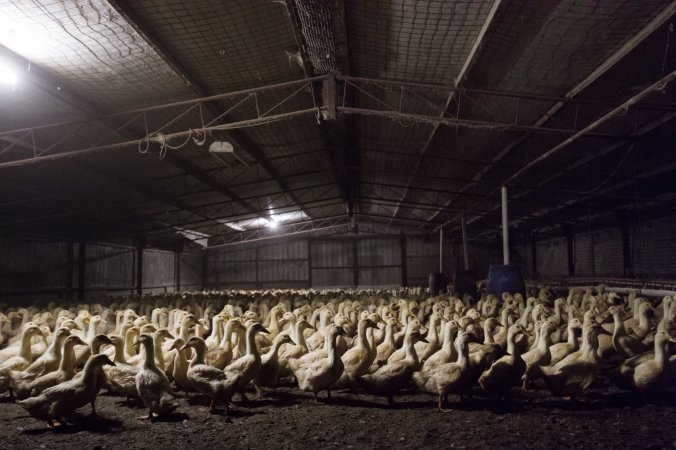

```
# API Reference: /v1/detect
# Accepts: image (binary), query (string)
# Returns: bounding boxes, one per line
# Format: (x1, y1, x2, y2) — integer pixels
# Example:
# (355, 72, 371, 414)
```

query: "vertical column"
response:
(136, 237, 145, 296)
(530, 232, 538, 276)
(66, 242, 74, 300)
(352, 239, 359, 288)
(400, 232, 408, 287)
(618, 212, 633, 277)
(201, 251, 208, 290)
(439, 228, 444, 273)
(175, 250, 181, 292)
(564, 224, 575, 277)
(461, 216, 470, 271)
(255, 244, 260, 289)
(307, 239, 313, 288)
(501, 186, 510, 265)
(77, 240, 86, 300)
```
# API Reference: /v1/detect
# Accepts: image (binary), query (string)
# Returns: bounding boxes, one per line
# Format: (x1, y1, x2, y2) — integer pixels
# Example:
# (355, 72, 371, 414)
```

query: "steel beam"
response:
(426, 2, 676, 225)
(106, 0, 317, 220)
(387, 0, 503, 223)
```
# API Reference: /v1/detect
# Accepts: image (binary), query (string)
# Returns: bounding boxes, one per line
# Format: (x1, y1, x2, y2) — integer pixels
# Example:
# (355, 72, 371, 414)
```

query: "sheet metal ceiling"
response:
(0, 0, 674, 247)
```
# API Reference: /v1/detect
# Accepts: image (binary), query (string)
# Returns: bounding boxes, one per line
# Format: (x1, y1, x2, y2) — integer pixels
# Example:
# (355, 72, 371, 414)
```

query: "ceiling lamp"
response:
(0, 60, 17, 86)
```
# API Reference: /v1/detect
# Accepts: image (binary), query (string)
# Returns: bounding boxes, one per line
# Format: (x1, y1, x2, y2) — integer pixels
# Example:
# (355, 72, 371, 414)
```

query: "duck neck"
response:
(505, 331, 517, 356)
(48, 334, 65, 360)
(537, 325, 550, 352)
(637, 309, 649, 330)
(18, 329, 35, 361)
(266, 338, 285, 361)
(327, 332, 340, 361)
(428, 317, 439, 344)
(190, 343, 206, 366)
(81, 359, 101, 384)
(143, 341, 156, 368)
(612, 312, 626, 337)
(654, 339, 667, 365)
(403, 333, 418, 365)
(566, 324, 578, 349)
(483, 321, 493, 344)
(59, 341, 77, 374)
(154, 336, 165, 369)
(384, 323, 395, 347)
(86, 321, 97, 343)
(357, 320, 370, 350)
(179, 319, 192, 342)
(294, 322, 308, 350)
(245, 327, 259, 357)
(113, 341, 127, 364)
(220, 323, 235, 348)
(268, 312, 281, 335)
(456, 340, 469, 368)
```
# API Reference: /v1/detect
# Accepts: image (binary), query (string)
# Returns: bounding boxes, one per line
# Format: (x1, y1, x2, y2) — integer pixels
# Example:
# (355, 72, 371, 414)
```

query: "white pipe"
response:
(461, 216, 469, 271)
(501, 186, 509, 265)
(439, 227, 443, 273)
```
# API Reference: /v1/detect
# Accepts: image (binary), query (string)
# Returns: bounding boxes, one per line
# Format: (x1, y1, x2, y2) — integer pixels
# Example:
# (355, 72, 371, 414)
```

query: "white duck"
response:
(134, 333, 179, 420)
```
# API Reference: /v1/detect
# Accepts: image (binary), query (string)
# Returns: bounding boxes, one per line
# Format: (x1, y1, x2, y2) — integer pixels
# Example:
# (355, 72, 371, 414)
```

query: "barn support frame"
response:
(77, 240, 86, 300)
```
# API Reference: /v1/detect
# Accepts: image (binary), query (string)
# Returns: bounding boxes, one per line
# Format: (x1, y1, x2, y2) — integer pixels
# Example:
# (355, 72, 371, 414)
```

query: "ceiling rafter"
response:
(387, 0, 504, 224)
(105, 0, 316, 220)
(426, 2, 676, 227)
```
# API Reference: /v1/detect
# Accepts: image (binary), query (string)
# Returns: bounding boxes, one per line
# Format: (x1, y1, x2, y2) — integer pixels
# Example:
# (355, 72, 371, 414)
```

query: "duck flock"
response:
(0, 286, 673, 428)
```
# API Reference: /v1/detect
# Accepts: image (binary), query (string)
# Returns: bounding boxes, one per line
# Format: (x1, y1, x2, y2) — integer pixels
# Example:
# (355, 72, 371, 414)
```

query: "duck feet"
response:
(437, 395, 454, 413)
(209, 399, 223, 414)
(137, 411, 157, 421)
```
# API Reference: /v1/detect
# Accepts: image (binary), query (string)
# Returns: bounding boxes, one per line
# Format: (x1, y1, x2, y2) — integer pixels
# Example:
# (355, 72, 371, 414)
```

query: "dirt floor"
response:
(2, 379, 675, 449)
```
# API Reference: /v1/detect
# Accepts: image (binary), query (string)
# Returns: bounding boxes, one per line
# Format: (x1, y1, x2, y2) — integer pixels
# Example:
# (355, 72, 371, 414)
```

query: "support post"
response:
(439, 228, 444, 273)
(618, 212, 633, 277)
(461, 216, 470, 271)
(353, 239, 359, 288)
(77, 240, 86, 300)
(564, 224, 575, 277)
(66, 242, 74, 300)
(400, 231, 408, 287)
(307, 238, 313, 288)
(136, 237, 145, 296)
(501, 186, 510, 265)
(201, 251, 208, 290)
(175, 250, 181, 292)
(530, 232, 538, 276)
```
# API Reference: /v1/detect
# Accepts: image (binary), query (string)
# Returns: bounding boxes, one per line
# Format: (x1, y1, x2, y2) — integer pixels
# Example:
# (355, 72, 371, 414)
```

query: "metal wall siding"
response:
(574, 233, 594, 276)
(143, 249, 175, 288)
(86, 243, 134, 289)
(592, 228, 623, 276)
(0, 238, 69, 292)
(180, 253, 203, 289)
(634, 216, 676, 278)
(536, 238, 568, 277)
(310, 240, 354, 267)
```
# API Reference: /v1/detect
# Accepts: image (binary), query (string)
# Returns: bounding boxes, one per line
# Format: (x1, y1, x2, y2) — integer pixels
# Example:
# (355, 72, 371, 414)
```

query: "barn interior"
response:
(0, 1, 675, 448)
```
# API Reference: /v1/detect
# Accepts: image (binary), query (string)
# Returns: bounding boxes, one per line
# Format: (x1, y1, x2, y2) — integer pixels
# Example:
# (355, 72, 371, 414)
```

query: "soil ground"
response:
(2, 380, 675, 449)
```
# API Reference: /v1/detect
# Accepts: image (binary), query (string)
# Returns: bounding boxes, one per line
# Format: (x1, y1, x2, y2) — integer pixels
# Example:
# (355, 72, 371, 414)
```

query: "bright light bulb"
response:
(0, 62, 17, 86)
(268, 220, 279, 229)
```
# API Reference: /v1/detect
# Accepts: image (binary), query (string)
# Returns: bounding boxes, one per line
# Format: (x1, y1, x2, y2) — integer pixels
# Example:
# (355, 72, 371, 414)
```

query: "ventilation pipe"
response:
(501, 186, 509, 265)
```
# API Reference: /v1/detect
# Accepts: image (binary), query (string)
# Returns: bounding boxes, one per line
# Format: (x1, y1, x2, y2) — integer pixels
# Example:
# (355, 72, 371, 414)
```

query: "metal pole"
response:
(461, 216, 470, 271)
(501, 186, 509, 265)
(439, 227, 443, 273)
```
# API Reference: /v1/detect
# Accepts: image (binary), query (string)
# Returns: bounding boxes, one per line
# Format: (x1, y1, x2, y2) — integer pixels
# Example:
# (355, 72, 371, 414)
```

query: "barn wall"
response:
(530, 215, 676, 282)
(0, 238, 200, 298)
(205, 234, 453, 289)
(0, 237, 71, 296)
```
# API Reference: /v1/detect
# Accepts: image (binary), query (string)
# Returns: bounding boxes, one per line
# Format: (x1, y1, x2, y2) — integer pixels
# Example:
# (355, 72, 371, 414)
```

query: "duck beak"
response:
(178, 344, 188, 351)
(260, 327, 270, 334)
(132, 340, 140, 349)
(288, 338, 296, 346)
(419, 337, 429, 344)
